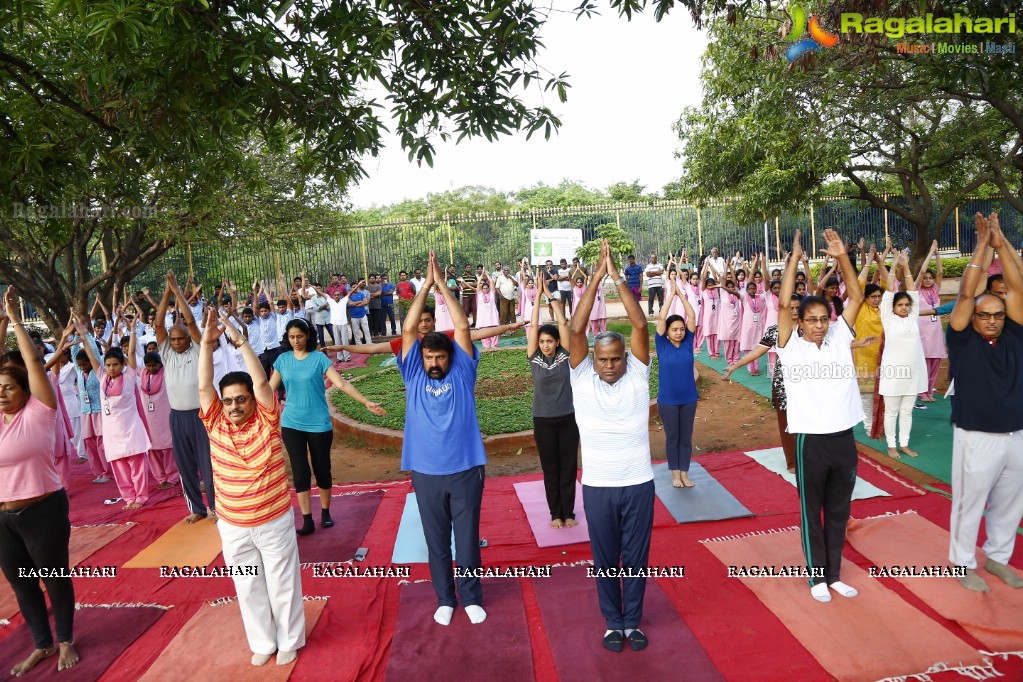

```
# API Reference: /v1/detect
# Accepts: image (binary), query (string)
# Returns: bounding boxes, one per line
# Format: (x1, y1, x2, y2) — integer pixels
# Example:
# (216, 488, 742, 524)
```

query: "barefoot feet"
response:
(886, 447, 902, 460)
(671, 471, 683, 488)
(184, 512, 207, 524)
(899, 446, 918, 458)
(11, 646, 56, 677)
(564, 518, 578, 528)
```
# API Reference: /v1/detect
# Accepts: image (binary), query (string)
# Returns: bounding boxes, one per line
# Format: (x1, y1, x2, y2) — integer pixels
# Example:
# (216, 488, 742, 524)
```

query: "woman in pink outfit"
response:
(715, 276, 742, 365)
(664, 267, 686, 318)
(572, 275, 591, 336)
(433, 285, 454, 331)
(686, 270, 704, 354)
(73, 313, 151, 510)
(474, 273, 501, 349)
(128, 324, 179, 489)
(914, 241, 945, 402)
(738, 281, 767, 375)
(588, 271, 607, 334)
(519, 274, 537, 331)
(763, 279, 781, 375)
(700, 260, 721, 359)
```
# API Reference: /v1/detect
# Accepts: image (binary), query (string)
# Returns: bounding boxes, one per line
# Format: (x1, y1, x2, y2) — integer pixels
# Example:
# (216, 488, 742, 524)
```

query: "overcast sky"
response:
(347, 3, 709, 208)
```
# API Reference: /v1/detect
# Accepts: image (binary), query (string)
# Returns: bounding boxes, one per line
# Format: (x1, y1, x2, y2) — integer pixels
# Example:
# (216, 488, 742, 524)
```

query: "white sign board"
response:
(530, 229, 583, 265)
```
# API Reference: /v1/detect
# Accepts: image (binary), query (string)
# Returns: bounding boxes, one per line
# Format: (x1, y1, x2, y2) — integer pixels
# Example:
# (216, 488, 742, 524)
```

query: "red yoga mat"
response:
(0, 604, 165, 681)
(384, 579, 534, 682)
(296, 490, 385, 565)
(530, 566, 723, 682)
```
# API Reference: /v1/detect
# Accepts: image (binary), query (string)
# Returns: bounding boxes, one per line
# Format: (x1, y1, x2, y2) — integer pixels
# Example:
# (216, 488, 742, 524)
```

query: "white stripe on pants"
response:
(882, 394, 915, 448)
(350, 316, 371, 344)
(949, 427, 1023, 569)
(217, 511, 305, 654)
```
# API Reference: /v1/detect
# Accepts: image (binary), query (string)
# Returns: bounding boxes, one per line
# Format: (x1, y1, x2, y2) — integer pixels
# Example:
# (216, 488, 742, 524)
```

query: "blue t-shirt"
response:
(274, 350, 333, 432)
(382, 283, 395, 306)
(625, 264, 643, 287)
(349, 290, 368, 318)
(655, 329, 698, 406)
(397, 338, 487, 474)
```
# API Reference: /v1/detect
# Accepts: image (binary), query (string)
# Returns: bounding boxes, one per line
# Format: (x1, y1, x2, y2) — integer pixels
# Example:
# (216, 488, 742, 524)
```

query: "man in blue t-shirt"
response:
(945, 213, 1023, 592)
(397, 251, 488, 627)
(624, 255, 644, 303)
(381, 274, 397, 335)
(347, 279, 371, 344)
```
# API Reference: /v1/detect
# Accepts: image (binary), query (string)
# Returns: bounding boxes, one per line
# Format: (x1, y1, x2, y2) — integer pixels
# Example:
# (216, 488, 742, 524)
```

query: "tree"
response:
(576, 223, 635, 270)
(673, 8, 1019, 270)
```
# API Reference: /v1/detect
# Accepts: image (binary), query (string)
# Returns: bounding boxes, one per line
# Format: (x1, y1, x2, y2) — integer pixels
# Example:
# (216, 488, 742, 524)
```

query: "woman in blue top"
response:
(655, 284, 699, 488)
(270, 318, 386, 535)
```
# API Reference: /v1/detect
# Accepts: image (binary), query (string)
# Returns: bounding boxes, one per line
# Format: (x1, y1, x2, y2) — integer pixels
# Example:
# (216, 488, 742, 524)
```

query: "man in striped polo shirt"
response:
(197, 309, 305, 667)
(570, 239, 654, 653)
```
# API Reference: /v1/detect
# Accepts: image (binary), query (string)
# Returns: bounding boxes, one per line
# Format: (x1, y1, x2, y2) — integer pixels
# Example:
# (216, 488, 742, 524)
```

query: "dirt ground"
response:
(325, 359, 947, 489)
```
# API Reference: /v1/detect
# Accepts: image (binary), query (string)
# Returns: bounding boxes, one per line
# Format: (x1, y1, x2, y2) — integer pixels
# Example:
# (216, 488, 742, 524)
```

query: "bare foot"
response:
(157, 482, 174, 490)
(11, 646, 56, 677)
(550, 519, 564, 529)
(680, 473, 696, 488)
(564, 518, 577, 528)
(886, 447, 902, 460)
(899, 447, 918, 458)
(76, 457, 87, 465)
(671, 471, 684, 488)
(787, 467, 796, 474)
(57, 642, 79, 672)
(126, 502, 143, 510)
(184, 513, 207, 524)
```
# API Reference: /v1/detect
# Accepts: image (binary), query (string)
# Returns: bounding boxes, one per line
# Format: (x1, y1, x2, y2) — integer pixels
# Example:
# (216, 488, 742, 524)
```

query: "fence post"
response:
(774, 216, 781, 261)
(359, 229, 369, 283)
(883, 195, 890, 243)
(187, 241, 194, 282)
(446, 217, 454, 265)
(809, 201, 816, 256)
(697, 206, 703, 255)
(954, 206, 960, 253)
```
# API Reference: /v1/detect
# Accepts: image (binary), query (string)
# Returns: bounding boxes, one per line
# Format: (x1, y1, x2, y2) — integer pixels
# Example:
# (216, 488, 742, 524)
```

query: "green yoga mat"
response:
(696, 355, 953, 484)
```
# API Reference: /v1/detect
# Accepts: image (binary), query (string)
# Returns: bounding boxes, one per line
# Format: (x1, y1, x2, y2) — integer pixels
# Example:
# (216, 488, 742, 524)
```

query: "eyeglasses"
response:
(221, 395, 251, 406)
(974, 312, 1006, 321)
(802, 316, 831, 326)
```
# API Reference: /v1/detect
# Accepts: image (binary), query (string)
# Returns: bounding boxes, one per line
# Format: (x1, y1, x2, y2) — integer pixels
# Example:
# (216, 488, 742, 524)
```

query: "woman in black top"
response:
(527, 271, 578, 528)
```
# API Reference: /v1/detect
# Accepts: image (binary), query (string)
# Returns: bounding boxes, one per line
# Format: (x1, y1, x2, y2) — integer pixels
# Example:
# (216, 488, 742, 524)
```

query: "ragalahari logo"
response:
(785, 4, 840, 61)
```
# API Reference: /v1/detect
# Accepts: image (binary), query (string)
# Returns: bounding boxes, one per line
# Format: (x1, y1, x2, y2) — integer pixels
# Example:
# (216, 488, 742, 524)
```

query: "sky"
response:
(347, 3, 709, 208)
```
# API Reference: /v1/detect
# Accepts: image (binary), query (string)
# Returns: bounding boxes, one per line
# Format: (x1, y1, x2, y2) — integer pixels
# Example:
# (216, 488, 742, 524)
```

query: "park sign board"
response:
(530, 229, 583, 265)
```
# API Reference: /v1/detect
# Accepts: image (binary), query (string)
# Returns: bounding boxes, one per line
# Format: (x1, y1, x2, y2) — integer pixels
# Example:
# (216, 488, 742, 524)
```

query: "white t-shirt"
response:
(557, 268, 573, 292)
(644, 262, 665, 288)
(410, 277, 426, 293)
(327, 296, 350, 326)
(571, 353, 653, 487)
(775, 319, 864, 434)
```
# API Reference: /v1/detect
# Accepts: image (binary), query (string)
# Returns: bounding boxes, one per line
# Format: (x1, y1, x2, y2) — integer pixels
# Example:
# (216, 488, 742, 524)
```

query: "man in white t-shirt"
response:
(326, 290, 352, 362)
(557, 258, 574, 316)
(775, 228, 864, 605)
(643, 254, 665, 316)
(705, 247, 726, 281)
(569, 239, 654, 654)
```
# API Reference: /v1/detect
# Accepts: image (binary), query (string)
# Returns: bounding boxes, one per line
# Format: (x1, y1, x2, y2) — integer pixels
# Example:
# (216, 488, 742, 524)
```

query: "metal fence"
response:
(132, 196, 1021, 293)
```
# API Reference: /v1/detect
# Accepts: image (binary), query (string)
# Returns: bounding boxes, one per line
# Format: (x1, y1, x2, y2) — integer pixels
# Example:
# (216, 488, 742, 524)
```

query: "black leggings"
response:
(533, 414, 580, 520)
(281, 428, 334, 493)
(0, 490, 74, 648)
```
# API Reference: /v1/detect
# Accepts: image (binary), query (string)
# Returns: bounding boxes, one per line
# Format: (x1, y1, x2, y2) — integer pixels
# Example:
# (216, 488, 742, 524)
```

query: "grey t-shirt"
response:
(367, 284, 382, 310)
(530, 347, 574, 418)
(159, 337, 201, 411)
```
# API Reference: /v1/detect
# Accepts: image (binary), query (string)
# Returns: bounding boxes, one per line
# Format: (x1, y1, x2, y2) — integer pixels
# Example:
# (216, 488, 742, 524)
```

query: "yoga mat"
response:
(697, 354, 956, 484)
(123, 516, 222, 569)
(297, 490, 385, 565)
(384, 579, 533, 682)
(0, 523, 134, 623)
(0, 604, 165, 681)
(512, 480, 589, 548)
(652, 461, 753, 524)
(744, 447, 891, 501)
(390, 492, 454, 564)
(531, 567, 723, 682)
(847, 511, 1023, 652)
(139, 598, 326, 681)
(703, 527, 986, 682)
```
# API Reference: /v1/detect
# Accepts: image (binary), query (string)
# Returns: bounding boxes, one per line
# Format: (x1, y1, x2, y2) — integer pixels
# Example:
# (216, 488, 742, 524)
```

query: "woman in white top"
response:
(878, 251, 928, 459)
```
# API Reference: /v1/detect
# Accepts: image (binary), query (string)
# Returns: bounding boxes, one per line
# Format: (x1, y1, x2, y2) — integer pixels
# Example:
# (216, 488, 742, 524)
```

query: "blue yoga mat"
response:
(652, 461, 753, 524)
(391, 492, 455, 564)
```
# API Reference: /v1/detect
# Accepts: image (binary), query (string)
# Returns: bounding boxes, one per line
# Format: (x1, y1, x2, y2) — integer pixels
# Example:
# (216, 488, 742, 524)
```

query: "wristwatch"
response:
(614, 276, 626, 286)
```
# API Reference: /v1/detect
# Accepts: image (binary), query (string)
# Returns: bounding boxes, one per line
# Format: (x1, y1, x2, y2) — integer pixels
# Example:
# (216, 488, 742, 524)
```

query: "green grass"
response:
(332, 347, 659, 435)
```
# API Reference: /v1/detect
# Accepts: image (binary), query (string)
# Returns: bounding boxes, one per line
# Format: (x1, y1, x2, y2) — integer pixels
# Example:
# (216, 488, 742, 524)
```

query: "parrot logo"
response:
(784, 4, 839, 61)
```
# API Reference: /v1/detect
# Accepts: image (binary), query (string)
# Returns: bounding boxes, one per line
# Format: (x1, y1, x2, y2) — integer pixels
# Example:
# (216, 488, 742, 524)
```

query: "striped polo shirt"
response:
(200, 396, 291, 527)
(571, 354, 653, 487)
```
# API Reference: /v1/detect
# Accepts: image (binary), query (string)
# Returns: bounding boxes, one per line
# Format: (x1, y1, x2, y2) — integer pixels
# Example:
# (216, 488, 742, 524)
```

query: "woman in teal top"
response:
(270, 318, 385, 535)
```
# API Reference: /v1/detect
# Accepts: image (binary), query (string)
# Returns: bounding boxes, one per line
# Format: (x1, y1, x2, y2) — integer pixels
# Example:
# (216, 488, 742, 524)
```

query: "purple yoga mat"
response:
(531, 567, 723, 682)
(0, 605, 165, 681)
(296, 490, 385, 564)
(512, 480, 589, 548)
(384, 579, 534, 682)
